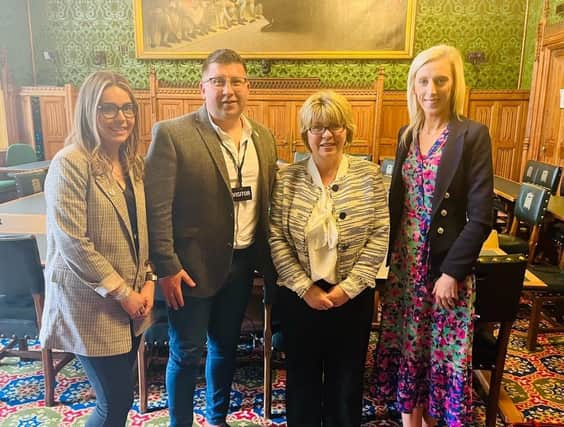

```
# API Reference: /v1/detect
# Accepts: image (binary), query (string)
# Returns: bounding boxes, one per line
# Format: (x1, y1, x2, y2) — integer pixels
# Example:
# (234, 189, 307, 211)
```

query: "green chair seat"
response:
(0, 179, 16, 192)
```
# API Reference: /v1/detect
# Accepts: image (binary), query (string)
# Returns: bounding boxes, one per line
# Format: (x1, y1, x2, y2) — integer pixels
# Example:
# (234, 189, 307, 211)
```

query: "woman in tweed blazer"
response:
(269, 91, 389, 426)
(40, 71, 155, 426)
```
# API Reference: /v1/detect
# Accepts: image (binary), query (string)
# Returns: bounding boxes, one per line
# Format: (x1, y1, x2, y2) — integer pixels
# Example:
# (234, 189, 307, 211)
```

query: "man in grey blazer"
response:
(145, 49, 277, 427)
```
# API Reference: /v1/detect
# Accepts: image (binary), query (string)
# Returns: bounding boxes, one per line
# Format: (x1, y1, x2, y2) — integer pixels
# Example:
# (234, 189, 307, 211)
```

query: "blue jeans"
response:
(166, 246, 255, 426)
(77, 333, 141, 427)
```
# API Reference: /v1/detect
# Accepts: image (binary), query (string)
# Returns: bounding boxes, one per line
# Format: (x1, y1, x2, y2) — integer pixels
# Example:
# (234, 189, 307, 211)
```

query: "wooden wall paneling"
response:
(263, 101, 295, 163)
(0, 53, 20, 145)
(136, 96, 152, 156)
(39, 96, 67, 159)
(467, 91, 529, 180)
(156, 99, 185, 122)
(371, 69, 386, 162)
(379, 92, 408, 161)
(18, 94, 34, 146)
(558, 109, 564, 162)
(184, 99, 202, 114)
(537, 49, 564, 164)
(522, 11, 564, 174)
(496, 101, 527, 178)
(467, 101, 495, 130)
(243, 102, 264, 126)
(290, 100, 306, 160)
(20, 86, 71, 159)
(63, 84, 77, 136)
(17, 72, 528, 177)
(347, 100, 375, 156)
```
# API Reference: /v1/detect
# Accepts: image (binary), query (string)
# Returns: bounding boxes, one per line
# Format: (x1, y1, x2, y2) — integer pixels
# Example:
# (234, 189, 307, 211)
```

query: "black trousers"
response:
(280, 283, 374, 427)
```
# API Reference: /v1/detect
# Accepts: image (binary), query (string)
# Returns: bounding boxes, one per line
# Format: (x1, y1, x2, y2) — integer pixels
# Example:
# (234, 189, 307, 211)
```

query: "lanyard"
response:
(221, 139, 249, 187)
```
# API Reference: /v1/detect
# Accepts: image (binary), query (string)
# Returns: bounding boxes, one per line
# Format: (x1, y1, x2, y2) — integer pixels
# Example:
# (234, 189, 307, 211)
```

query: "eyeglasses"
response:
(202, 76, 249, 88)
(308, 125, 346, 135)
(97, 103, 137, 119)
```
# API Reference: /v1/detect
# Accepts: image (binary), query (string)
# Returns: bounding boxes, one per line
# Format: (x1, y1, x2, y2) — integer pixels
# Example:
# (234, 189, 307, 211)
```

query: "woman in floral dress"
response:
(372, 45, 493, 426)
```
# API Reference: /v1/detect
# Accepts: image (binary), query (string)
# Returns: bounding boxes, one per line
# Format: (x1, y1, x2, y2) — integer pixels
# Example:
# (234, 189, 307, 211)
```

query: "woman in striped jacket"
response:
(269, 90, 389, 427)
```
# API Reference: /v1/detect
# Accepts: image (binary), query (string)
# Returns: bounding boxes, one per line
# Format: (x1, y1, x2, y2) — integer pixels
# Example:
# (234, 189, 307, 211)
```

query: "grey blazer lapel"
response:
(251, 126, 270, 204)
(195, 107, 230, 190)
(95, 174, 135, 248)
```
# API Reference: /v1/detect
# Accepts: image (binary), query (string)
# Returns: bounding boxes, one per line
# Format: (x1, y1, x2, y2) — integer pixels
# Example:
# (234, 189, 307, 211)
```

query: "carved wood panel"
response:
(244, 102, 264, 125)
(263, 102, 295, 163)
(379, 93, 408, 160)
(348, 102, 375, 156)
(467, 92, 528, 180)
(39, 96, 67, 159)
(538, 50, 564, 164)
(18, 79, 528, 178)
(137, 98, 152, 155)
(522, 18, 564, 177)
(156, 99, 185, 121)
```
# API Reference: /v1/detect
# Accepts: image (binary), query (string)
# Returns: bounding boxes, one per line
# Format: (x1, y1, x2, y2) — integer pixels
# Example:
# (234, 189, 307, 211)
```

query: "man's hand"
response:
(303, 285, 334, 310)
(327, 285, 350, 308)
(159, 269, 197, 310)
(432, 273, 459, 310)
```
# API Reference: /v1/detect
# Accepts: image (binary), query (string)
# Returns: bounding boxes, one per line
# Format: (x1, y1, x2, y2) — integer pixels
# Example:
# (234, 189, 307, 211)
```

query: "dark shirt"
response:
(124, 176, 139, 253)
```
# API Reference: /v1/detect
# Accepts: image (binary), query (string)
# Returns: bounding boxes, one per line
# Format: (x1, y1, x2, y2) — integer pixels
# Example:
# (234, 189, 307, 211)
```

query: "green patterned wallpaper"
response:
(0, 1, 34, 87)
(0, 0, 558, 90)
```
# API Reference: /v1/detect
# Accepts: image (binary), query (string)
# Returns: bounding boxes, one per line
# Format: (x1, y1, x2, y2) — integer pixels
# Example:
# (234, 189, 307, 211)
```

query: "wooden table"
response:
(0, 160, 51, 175)
(493, 175, 519, 202)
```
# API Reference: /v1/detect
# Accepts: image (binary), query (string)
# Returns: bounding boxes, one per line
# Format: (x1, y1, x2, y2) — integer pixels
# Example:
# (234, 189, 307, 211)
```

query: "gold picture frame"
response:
(134, 0, 417, 59)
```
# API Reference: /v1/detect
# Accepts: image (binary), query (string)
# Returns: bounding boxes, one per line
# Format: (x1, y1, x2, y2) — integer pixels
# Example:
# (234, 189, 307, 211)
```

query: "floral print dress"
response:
(372, 128, 474, 426)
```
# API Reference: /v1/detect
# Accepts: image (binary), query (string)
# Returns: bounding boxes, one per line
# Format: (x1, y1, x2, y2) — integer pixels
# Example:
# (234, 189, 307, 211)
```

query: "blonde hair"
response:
(299, 90, 356, 149)
(66, 70, 143, 180)
(401, 44, 466, 145)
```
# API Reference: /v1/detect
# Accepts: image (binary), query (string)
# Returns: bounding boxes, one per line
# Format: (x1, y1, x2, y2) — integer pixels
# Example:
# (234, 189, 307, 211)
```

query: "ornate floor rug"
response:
(0, 306, 562, 426)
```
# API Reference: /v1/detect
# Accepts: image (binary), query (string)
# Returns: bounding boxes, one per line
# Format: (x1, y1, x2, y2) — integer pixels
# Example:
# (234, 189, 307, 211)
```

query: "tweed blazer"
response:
(269, 155, 389, 299)
(145, 106, 278, 297)
(40, 144, 154, 357)
(388, 117, 493, 281)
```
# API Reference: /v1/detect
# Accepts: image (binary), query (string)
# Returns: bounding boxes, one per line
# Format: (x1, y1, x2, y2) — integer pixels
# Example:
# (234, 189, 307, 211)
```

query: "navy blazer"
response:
(388, 117, 493, 281)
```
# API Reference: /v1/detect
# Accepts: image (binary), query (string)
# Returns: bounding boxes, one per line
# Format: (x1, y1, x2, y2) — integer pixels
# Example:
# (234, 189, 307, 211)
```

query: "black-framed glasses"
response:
(202, 76, 248, 88)
(308, 125, 346, 135)
(97, 102, 137, 119)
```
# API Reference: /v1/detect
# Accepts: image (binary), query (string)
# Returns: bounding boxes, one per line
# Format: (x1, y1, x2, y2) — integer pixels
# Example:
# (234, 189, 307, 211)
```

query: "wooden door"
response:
(39, 96, 67, 160)
(538, 49, 564, 166)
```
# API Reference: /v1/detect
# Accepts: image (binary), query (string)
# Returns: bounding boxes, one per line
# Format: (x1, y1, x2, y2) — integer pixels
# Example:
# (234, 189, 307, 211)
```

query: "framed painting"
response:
(134, 0, 417, 59)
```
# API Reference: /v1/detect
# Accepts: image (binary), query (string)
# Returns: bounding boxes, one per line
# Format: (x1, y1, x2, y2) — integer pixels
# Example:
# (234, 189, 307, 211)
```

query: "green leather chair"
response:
(5, 143, 37, 166)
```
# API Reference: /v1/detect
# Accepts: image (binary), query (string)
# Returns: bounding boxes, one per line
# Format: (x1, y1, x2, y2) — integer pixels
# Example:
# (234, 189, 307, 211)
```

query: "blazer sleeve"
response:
(45, 154, 126, 296)
(145, 122, 183, 277)
(268, 172, 314, 297)
(440, 124, 494, 280)
(339, 169, 390, 299)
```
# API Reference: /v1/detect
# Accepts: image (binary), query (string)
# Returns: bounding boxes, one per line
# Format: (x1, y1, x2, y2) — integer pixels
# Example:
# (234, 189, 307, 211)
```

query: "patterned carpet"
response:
(0, 306, 562, 427)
